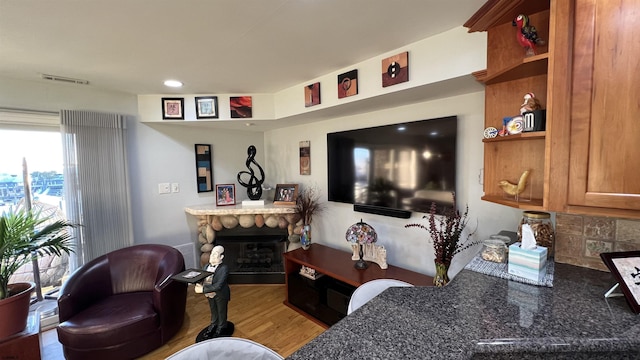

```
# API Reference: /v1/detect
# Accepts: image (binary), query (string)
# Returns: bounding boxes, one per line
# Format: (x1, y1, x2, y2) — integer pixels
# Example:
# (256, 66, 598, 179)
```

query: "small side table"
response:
(0, 310, 41, 359)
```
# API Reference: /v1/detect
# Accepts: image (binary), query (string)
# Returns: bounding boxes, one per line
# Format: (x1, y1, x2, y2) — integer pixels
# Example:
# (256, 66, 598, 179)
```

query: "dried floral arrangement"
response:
(405, 193, 477, 266)
(295, 185, 324, 225)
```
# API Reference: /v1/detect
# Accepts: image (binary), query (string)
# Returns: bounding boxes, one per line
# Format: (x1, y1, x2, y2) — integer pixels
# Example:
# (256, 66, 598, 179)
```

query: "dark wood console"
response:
(283, 243, 432, 328)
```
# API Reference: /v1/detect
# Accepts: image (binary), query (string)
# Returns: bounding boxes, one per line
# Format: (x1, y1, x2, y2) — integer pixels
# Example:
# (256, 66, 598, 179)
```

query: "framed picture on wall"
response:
(216, 184, 236, 206)
(162, 97, 184, 120)
(274, 183, 298, 205)
(194, 144, 213, 193)
(195, 96, 219, 119)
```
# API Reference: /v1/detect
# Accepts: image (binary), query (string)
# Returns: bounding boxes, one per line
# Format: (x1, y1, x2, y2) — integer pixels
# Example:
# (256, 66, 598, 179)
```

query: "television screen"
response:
(327, 116, 457, 217)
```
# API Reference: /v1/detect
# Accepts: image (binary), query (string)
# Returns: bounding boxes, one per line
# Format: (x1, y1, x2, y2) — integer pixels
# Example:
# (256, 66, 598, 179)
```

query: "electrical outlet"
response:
(171, 183, 180, 193)
(158, 183, 171, 194)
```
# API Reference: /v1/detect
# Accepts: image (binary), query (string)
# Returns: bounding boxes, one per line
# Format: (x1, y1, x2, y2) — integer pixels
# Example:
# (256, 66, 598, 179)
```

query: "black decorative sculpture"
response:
(236, 145, 265, 200)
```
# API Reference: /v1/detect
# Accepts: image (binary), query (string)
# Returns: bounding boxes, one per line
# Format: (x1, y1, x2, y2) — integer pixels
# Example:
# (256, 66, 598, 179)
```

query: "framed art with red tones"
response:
(382, 51, 409, 87)
(230, 96, 252, 118)
(337, 70, 358, 99)
(305, 82, 321, 107)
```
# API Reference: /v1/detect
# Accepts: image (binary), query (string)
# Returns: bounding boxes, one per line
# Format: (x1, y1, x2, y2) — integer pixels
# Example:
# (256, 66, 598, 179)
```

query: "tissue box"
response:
(508, 242, 548, 282)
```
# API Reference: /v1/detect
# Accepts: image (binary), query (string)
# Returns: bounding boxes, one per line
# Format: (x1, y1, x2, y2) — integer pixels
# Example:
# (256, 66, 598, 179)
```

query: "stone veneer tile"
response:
(555, 213, 583, 235)
(614, 241, 640, 252)
(616, 219, 640, 243)
(584, 239, 613, 258)
(583, 216, 615, 240)
(555, 233, 582, 257)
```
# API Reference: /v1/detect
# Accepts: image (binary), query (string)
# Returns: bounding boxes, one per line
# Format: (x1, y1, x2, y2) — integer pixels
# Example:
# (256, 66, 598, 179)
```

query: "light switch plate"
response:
(171, 183, 180, 193)
(158, 183, 171, 194)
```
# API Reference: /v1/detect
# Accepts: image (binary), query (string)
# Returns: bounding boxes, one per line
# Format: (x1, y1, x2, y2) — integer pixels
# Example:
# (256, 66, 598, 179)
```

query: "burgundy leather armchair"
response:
(57, 244, 187, 360)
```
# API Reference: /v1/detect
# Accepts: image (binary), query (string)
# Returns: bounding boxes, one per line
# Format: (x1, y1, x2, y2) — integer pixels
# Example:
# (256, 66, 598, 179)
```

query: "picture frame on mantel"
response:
(274, 184, 298, 205)
(216, 184, 236, 206)
(600, 251, 640, 314)
(162, 97, 184, 120)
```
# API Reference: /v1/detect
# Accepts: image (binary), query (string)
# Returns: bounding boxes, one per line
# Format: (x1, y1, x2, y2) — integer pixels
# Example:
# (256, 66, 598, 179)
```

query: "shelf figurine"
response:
(498, 170, 530, 200)
(520, 92, 542, 115)
(513, 14, 545, 56)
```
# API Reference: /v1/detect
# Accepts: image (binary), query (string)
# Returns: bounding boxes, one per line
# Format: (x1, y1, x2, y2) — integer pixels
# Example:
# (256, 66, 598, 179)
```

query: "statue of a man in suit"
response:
(195, 245, 231, 337)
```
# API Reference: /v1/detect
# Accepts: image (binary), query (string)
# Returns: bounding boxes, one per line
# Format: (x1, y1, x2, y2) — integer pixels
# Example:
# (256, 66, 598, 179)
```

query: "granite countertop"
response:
(287, 263, 640, 359)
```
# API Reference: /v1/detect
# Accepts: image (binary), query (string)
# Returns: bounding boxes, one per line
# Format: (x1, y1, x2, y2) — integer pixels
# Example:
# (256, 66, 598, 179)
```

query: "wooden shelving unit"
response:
(466, 1, 551, 212)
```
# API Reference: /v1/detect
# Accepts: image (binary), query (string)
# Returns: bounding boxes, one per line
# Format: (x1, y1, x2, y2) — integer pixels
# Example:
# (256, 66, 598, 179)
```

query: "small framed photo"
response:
(274, 183, 298, 205)
(216, 184, 236, 206)
(162, 97, 184, 120)
(195, 96, 219, 119)
(600, 251, 640, 313)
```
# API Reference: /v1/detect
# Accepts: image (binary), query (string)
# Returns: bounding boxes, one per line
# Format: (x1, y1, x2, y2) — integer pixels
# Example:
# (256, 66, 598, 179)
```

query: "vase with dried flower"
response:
(405, 193, 477, 287)
(295, 185, 324, 250)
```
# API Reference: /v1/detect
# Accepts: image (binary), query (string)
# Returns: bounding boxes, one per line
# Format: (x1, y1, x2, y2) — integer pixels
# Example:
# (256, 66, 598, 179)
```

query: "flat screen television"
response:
(327, 116, 457, 218)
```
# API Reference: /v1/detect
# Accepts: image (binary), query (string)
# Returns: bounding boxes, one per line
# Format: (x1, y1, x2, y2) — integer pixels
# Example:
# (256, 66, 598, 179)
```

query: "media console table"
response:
(284, 243, 432, 328)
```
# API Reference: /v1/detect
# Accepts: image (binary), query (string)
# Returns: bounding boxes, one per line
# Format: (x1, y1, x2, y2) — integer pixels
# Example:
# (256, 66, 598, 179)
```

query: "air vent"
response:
(41, 74, 89, 85)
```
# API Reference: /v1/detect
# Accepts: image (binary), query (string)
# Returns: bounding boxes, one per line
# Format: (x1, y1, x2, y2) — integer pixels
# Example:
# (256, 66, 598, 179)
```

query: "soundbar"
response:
(353, 204, 411, 219)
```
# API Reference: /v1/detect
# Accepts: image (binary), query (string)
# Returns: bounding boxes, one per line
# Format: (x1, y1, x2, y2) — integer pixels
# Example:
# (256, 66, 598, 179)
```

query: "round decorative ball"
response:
(345, 220, 378, 244)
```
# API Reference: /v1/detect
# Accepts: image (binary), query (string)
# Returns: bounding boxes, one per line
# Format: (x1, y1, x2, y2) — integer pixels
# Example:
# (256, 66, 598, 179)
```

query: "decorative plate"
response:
(507, 116, 524, 135)
(483, 127, 498, 138)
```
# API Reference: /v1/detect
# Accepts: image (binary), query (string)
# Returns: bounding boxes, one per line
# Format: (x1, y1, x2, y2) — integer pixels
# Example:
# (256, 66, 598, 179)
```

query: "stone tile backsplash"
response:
(555, 213, 640, 271)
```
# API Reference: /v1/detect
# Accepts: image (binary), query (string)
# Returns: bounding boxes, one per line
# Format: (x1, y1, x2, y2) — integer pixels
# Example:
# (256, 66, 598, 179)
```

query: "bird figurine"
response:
(512, 14, 545, 56)
(498, 170, 530, 198)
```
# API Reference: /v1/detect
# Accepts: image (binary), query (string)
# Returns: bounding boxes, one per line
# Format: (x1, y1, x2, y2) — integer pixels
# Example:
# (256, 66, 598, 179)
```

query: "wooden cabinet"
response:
(467, 0, 640, 219)
(283, 244, 431, 328)
(565, 0, 640, 215)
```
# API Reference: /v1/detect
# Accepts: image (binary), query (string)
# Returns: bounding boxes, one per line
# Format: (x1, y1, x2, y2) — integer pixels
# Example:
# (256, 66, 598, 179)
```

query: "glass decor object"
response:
(345, 220, 378, 269)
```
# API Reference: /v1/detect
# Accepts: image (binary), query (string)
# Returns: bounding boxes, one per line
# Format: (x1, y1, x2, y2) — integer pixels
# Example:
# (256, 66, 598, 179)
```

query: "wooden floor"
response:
(42, 284, 325, 359)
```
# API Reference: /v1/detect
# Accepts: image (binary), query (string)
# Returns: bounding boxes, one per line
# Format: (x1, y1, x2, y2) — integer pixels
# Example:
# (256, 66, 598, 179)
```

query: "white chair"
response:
(347, 278, 414, 315)
(166, 337, 283, 360)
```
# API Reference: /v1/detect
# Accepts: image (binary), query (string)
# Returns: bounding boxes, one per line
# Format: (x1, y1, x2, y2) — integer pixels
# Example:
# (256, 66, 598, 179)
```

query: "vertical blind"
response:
(61, 110, 132, 269)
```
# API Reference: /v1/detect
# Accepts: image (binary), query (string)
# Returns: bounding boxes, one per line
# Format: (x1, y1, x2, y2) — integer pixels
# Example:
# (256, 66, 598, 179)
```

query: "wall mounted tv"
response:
(327, 116, 457, 218)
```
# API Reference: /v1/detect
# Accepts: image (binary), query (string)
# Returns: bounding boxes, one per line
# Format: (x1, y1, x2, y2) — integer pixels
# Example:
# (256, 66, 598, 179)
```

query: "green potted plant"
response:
(0, 207, 75, 338)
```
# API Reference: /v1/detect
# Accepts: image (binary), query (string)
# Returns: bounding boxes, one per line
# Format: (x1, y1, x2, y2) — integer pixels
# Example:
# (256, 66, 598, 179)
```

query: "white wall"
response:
(0, 76, 265, 268)
(0, 24, 522, 279)
(264, 91, 521, 278)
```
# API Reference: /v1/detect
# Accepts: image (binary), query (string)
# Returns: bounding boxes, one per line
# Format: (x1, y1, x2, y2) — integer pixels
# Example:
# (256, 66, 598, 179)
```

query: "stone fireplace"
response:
(184, 203, 301, 284)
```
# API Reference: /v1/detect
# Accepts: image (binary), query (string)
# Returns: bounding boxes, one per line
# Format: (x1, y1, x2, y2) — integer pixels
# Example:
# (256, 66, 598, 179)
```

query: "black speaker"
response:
(353, 204, 411, 219)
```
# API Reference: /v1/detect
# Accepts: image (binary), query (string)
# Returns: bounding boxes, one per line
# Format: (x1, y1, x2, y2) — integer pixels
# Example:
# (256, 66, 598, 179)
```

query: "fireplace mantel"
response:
(185, 202, 301, 266)
(184, 202, 296, 216)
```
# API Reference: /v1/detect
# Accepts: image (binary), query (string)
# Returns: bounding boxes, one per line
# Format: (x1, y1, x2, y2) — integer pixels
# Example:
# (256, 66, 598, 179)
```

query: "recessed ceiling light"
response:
(163, 80, 183, 88)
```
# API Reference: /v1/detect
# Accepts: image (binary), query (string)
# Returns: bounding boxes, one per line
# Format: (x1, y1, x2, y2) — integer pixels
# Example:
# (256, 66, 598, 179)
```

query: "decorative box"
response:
(508, 242, 548, 282)
(522, 109, 546, 132)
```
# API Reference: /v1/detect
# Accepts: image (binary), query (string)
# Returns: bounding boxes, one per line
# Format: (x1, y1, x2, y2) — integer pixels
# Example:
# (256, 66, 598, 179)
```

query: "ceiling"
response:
(0, 0, 486, 96)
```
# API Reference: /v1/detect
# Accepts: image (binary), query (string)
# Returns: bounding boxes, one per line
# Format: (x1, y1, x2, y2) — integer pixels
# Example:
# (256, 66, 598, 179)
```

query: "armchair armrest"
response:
(58, 256, 112, 322)
(152, 253, 187, 341)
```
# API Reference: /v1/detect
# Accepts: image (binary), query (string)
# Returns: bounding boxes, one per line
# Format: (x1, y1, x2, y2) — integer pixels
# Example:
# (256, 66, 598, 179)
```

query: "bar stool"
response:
(347, 279, 413, 315)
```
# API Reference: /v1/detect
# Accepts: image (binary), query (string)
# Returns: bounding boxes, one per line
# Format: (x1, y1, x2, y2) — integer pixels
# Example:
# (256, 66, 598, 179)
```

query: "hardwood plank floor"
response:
(43, 284, 325, 359)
